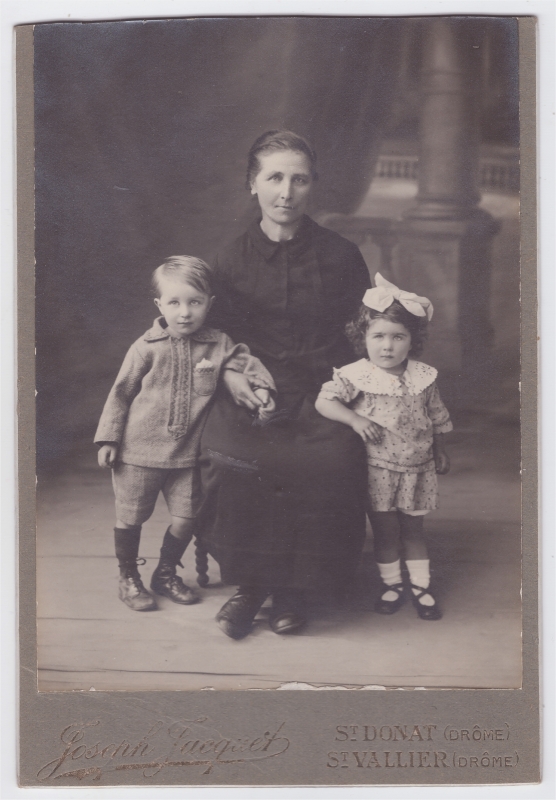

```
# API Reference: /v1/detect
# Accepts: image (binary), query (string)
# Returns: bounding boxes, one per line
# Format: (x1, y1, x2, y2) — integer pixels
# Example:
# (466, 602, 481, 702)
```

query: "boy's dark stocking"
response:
(150, 524, 199, 605)
(369, 511, 405, 614)
(114, 526, 157, 611)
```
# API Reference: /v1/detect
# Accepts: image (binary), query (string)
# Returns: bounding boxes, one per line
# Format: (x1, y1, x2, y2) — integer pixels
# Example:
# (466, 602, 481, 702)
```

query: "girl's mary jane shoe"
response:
(374, 582, 406, 615)
(410, 583, 443, 621)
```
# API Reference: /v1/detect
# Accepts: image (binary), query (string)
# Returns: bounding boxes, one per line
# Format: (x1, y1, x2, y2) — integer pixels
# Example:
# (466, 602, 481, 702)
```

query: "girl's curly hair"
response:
(346, 299, 428, 359)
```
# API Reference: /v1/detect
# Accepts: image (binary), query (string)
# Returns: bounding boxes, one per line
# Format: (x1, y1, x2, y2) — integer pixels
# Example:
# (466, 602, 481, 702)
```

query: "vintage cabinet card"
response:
(16, 13, 540, 788)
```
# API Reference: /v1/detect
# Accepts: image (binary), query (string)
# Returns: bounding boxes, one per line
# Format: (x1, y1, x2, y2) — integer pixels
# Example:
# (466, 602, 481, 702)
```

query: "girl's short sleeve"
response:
(425, 382, 454, 434)
(318, 368, 361, 405)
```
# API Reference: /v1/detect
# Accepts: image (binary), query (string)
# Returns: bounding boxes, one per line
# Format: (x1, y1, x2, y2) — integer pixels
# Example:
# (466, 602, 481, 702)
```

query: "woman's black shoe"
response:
(410, 583, 443, 621)
(374, 582, 406, 615)
(269, 589, 306, 634)
(269, 611, 306, 635)
(216, 588, 268, 639)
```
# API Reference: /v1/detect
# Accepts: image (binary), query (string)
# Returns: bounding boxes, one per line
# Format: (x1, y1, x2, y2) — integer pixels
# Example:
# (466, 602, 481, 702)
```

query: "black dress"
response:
(198, 215, 370, 595)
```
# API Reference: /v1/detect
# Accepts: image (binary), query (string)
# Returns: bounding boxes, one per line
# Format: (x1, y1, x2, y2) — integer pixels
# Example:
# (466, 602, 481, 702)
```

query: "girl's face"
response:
(250, 149, 313, 229)
(365, 318, 412, 372)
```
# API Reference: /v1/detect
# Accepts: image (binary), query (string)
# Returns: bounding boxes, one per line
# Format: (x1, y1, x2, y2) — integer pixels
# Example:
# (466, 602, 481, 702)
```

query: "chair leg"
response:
(194, 535, 210, 587)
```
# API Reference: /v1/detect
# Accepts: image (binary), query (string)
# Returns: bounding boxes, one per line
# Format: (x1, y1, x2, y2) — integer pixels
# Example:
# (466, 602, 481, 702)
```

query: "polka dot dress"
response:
(318, 358, 453, 513)
(367, 464, 438, 512)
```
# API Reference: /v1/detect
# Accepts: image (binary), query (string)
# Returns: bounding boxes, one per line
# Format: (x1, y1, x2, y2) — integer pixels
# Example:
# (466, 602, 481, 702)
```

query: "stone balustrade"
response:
(374, 153, 519, 194)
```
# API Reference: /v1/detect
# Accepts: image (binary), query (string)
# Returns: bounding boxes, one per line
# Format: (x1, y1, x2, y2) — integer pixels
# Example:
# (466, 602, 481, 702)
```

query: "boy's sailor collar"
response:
(143, 317, 221, 343)
(338, 358, 437, 396)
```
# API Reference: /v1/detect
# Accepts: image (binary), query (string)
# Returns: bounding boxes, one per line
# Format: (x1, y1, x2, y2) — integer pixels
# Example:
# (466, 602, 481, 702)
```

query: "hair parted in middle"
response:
(246, 129, 318, 188)
(152, 256, 213, 298)
(346, 299, 429, 359)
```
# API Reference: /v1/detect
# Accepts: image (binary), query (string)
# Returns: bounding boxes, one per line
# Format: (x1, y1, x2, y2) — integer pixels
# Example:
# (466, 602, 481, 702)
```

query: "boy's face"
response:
(154, 278, 214, 339)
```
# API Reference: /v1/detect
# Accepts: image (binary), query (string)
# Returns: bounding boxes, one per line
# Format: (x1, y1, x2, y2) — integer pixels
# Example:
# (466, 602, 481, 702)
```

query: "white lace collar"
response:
(338, 359, 437, 396)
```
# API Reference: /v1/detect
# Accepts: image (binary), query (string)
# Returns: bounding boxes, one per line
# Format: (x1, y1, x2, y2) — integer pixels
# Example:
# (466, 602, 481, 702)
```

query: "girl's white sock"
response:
(377, 560, 402, 602)
(406, 559, 435, 606)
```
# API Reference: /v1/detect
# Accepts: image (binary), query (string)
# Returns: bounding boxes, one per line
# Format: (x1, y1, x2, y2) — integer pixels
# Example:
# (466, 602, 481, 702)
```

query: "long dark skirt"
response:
(197, 394, 368, 595)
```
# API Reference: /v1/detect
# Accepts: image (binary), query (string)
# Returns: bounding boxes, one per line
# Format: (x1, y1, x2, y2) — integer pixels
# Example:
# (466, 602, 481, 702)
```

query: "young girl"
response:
(315, 273, 452, 620)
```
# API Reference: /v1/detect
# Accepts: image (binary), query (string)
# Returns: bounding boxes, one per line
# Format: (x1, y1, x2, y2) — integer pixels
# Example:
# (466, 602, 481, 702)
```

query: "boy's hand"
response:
(434, 450, 450, 474)
(350, 414, 383, 444)
(98, 444, 118, 468)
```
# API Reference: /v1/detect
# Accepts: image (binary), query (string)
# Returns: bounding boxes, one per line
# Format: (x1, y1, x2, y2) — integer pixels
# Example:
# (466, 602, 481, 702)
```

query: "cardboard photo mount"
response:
(17, 15, 540, 788)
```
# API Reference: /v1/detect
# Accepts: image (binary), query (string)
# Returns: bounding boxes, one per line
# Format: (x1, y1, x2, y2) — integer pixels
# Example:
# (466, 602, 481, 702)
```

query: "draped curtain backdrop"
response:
(35, 18, 405, 469)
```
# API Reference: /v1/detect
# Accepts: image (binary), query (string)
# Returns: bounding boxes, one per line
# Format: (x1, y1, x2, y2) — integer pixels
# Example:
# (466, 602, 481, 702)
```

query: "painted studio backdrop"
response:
(35, 17, 521, 690)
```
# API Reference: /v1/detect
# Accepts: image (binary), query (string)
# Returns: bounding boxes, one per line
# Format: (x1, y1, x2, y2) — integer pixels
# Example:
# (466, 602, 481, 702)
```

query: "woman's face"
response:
(250, 149, 313, 229)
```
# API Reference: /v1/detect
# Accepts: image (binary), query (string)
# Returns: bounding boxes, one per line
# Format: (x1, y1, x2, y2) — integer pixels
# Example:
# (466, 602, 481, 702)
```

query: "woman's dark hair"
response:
(246, 130, 318, 188)
(346, 300, 428, 359)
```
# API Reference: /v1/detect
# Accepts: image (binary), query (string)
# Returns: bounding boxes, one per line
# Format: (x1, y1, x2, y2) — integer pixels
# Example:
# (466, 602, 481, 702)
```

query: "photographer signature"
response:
(37, 717, 290, 780)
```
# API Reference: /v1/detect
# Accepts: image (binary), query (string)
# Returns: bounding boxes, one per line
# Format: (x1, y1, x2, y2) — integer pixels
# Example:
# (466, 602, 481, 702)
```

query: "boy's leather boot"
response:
(114, 527, 157, 611)
(150, 528, 199, 604)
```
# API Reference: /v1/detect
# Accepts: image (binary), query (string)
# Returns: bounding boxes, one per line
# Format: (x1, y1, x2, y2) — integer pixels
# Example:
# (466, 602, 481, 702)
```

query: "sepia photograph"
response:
(33, 15, 523, 694)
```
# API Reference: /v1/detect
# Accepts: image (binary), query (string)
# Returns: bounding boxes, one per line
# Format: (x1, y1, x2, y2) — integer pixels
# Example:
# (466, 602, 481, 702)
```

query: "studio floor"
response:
(36, 412, 521, 692)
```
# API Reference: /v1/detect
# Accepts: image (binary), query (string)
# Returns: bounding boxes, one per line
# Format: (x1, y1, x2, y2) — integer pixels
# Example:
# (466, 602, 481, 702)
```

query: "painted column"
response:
(410, 17, 480, 219)
(395, 18, 500, 404)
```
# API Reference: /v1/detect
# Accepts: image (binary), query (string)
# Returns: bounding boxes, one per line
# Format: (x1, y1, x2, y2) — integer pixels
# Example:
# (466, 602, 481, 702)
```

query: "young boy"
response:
(95, 256, 275, 611)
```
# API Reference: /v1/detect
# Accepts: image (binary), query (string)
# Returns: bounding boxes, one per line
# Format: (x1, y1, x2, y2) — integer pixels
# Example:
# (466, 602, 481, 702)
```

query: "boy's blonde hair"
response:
(152, 256, 213, 297)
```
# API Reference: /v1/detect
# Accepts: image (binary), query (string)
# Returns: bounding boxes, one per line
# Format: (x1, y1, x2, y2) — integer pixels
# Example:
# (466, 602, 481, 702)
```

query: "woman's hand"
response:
(253, 388, 277, 422)
(350, 414, 384, 444)
(253, 387, 271, 407)
(433, 434, 450, 474)
(222, 369, 265, 411)
(98, 443, 118, 468)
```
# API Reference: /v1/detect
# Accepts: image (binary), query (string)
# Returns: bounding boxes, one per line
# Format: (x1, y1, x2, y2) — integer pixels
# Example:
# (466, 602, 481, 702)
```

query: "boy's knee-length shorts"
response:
(112, 463, 201, 526)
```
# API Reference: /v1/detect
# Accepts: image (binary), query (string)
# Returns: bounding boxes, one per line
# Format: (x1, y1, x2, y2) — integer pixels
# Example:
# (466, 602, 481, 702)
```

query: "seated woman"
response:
(199, 130, 371, 639)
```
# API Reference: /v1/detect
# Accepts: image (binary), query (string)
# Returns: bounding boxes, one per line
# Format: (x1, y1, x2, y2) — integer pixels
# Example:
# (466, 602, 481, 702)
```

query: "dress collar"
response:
(247, 214, 314, 260)
(339, 358, 438, 396)
(143, 317, 221, 343)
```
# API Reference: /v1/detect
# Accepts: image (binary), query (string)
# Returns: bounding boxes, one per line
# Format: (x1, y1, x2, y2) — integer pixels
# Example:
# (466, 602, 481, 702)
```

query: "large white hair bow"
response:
(362, 272, 434, 321)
